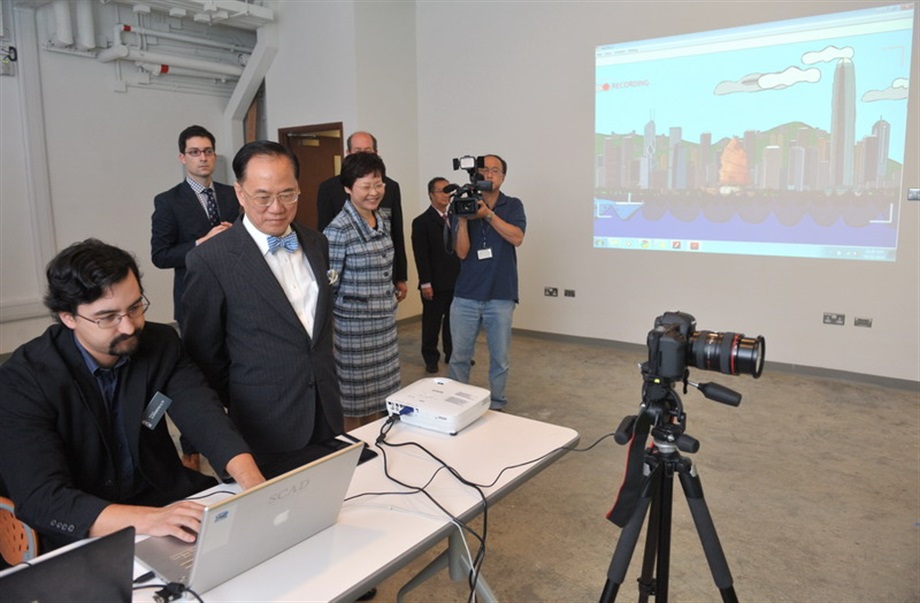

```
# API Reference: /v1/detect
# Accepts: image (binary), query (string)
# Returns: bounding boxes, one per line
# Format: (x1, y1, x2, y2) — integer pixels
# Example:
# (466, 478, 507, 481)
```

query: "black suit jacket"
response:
(151, 180, 239, 326)
(411, 206, 460, 292)
(316, 174, 407, 283)
(0, 323, 249, 551)
(181, 218, 344, 456)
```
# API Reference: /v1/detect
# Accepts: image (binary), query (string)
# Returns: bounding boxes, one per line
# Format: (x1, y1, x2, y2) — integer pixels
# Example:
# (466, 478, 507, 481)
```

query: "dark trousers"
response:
(421, 289, 454, 367)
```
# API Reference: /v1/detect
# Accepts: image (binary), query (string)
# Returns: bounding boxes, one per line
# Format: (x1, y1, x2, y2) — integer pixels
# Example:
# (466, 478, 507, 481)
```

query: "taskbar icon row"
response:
(593, 237, 700, 251)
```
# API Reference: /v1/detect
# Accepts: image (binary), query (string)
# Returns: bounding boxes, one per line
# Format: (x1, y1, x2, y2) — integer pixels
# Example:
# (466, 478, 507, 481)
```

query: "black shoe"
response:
(470, 358, 476, 366)
(425, 364, 438, 373)
(357, 588, 377, 601)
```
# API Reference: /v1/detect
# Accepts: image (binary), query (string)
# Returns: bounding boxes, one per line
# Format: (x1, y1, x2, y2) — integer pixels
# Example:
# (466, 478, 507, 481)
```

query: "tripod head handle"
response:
(689, 380, 742, 406)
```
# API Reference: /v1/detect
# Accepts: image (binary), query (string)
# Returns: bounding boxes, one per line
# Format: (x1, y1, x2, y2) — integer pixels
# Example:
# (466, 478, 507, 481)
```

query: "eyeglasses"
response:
(184, 148, 215, 158)
(478, 167, 503, 176)
(353, 182, 386, 194)
(75, 296, 150, 329)
(238, 187, 301, 207)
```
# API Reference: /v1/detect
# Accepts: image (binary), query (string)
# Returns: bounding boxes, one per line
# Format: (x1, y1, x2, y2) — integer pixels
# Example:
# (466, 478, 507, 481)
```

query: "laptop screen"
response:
(0, 527, 134, 602)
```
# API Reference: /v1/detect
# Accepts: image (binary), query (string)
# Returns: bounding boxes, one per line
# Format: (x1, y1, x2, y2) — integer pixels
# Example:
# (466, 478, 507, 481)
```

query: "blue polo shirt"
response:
(453, 192, 526, 302)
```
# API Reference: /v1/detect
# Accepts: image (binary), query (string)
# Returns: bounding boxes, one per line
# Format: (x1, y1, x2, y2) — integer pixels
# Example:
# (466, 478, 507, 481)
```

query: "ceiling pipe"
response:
(136, 62, 233, 82)
(75, 0, 95, 51)
(98, 45, 245, 77)
(118, 24, 254, 54)
(50, 0, 73, 48)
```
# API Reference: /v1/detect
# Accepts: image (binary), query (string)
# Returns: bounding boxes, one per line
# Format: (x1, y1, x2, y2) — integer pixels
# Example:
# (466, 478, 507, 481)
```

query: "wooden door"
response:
(278, 123, 343, 229)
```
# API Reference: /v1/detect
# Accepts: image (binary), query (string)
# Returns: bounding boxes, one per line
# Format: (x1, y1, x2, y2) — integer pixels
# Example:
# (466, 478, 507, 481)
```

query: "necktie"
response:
(204, 188, 220, 227)
(267, 232, 300, 254)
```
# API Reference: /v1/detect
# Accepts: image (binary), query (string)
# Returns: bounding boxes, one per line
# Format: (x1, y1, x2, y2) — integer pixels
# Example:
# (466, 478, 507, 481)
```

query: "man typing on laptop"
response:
(0, 239, 265, 553)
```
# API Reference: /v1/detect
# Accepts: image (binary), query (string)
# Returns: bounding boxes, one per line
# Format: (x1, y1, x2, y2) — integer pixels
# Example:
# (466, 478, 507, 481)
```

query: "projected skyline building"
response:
(642, 114, 656, 189)
(872, 117, 891, 188)
(829, 57, 856, 188)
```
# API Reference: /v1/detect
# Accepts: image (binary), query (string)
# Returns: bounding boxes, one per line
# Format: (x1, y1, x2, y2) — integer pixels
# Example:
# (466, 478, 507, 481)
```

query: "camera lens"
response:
(689, 331, 765, 378)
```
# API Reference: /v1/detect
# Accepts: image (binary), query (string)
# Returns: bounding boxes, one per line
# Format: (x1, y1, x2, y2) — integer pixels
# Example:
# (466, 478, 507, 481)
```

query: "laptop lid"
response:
(0, 527, 134, 602)
(135, 441, 362, 594)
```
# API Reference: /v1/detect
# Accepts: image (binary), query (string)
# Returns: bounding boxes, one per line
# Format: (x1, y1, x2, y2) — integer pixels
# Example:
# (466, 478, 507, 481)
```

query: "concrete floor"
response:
(372, 318, 920, 602)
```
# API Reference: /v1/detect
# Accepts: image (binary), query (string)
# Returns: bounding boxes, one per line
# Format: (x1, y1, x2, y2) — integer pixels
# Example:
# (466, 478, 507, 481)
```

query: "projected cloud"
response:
(801, 45, 855, 64)
(714, 66, 820, 95)
(863, 77, 910, 101)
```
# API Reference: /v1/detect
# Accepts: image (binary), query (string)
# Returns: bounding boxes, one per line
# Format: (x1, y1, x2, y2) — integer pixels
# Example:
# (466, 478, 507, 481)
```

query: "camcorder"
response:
(446, 155, 493, 217)
(647, 311, 765, 381)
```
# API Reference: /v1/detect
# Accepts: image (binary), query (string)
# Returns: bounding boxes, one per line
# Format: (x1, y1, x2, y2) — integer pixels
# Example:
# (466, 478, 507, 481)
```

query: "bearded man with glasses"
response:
(0, 239, 265, 553)
(182, 141, 345, 474)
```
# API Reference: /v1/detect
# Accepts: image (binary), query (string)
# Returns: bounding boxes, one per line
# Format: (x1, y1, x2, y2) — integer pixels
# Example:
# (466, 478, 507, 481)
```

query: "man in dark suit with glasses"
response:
(182, 141, 344, 472)
(151, 125, 239, 333)
(151, 125, 239, 471)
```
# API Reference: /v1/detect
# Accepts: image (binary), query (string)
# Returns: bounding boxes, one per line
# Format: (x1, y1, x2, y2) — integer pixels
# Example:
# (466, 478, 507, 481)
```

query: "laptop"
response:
(135, 441, 362, 594)
(0, 527, 134, 602)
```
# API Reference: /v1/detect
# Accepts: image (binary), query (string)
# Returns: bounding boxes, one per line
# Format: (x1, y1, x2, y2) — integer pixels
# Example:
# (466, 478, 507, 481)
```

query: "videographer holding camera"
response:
(448, 154, 526, 411)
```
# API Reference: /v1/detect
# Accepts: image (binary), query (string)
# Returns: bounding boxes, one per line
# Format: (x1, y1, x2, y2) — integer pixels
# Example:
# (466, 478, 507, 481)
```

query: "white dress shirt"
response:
(243, 216, 319, 338)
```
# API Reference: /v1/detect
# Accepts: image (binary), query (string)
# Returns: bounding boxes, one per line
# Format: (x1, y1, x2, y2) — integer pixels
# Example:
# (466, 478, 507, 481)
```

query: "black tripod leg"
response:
(677, 467, 739, 603)
(638, 468, 673, 603)
(599, 469, 659, 603)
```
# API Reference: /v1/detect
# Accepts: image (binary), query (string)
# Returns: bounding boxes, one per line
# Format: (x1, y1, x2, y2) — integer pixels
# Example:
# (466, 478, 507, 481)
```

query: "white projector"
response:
(386, 377, 491, 435)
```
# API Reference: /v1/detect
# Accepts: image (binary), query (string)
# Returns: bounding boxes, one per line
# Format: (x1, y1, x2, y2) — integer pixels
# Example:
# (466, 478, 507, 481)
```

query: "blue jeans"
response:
(448, 297, 515, 409)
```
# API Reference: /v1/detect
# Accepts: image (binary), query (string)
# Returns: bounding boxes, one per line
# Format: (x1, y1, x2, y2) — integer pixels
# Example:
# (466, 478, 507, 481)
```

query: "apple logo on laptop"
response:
(273, 510, 290, 526)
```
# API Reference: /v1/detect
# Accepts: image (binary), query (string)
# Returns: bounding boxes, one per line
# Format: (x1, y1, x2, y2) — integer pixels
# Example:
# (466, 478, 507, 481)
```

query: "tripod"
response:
(599, 368, 742, 603)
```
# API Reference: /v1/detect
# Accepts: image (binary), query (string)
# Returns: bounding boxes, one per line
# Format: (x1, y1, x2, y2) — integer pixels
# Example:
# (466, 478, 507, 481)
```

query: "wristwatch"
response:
(485, 212, 494, 222)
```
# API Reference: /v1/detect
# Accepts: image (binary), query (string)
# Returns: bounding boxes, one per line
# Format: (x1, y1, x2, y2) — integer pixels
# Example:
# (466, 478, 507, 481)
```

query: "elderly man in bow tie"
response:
(182, 141, 344, 469)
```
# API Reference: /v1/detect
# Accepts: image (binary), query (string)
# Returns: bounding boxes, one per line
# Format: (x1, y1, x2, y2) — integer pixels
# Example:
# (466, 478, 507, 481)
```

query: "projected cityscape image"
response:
(593, 4, 915, 261)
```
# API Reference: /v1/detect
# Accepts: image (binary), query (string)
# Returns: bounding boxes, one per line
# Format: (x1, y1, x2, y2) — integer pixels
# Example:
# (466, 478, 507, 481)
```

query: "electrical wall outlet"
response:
(823, 312, 845, 326)
(544, 287, 558, 297)
(824, 312, 847, 327)
(854, 317, 873, 328)
(564, 289, 575, 298)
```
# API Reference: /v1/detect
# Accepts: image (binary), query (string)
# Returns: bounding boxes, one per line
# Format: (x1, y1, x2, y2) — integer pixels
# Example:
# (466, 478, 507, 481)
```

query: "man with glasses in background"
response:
(151, 125, 239, 471)
(182, 141, 344, 472)
(448, 155, 526, 411)
(0, 239, 264, 552)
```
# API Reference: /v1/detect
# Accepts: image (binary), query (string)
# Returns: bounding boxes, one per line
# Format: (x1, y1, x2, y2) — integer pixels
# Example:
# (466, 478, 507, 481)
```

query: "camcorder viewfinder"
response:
(448, 155, 493, 217)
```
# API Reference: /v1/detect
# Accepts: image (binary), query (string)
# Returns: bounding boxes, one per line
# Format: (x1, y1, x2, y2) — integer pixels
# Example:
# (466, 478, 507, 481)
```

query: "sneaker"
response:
(489, 399, 507, 411)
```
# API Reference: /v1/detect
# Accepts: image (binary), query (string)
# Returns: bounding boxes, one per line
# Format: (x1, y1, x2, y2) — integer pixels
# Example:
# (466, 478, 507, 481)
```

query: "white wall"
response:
(412, 0, 920, 382)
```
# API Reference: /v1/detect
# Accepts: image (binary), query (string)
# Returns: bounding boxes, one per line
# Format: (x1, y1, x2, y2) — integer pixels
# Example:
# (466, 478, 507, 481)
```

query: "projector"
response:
(386, 378, 491, 435)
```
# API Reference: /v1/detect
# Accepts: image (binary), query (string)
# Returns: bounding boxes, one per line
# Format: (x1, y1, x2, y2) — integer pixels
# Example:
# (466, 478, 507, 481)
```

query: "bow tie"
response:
(267, 232, 299, 254)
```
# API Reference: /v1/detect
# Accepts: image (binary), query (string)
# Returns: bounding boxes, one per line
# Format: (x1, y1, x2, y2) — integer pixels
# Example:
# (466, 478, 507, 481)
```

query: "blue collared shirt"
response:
(73, 334, 135, 488)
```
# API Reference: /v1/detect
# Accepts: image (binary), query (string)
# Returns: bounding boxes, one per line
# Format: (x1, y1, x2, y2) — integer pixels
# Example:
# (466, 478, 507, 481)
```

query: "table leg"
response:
(397, 530, 497, 602)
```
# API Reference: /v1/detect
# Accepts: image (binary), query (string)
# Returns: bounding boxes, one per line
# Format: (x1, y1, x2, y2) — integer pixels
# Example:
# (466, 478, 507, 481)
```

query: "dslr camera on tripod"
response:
(447, 155, 493, 217)
(648, 311, 765, 382)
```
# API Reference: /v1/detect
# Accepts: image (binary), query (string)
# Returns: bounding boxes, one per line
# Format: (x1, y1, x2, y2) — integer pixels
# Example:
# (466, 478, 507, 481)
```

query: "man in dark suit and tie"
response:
(316, 131, 408, 303)
(151, 125, 238, 331)
(411, 177, 461, 373)
(0, 239, 264, 552)
(182, 141, 344, 469)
